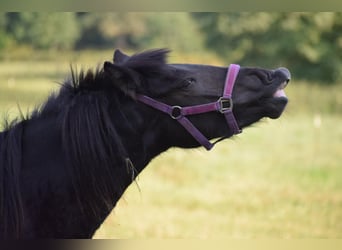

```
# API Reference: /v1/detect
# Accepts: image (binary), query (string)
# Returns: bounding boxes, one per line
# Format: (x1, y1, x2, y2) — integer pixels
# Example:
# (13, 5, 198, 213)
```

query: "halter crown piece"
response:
(136, 64, 242, 150)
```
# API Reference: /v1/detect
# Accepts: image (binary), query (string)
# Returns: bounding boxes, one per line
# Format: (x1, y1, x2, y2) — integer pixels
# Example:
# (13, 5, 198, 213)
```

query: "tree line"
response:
(1, 12, 341, 83)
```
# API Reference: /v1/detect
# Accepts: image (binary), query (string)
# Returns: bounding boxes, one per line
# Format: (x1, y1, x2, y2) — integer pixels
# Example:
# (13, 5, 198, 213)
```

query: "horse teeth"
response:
(279, 81, 287, 90)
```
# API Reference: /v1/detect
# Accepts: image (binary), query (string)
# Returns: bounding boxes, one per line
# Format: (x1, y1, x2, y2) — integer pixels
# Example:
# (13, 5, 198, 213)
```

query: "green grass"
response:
(0, 50, 341, 238)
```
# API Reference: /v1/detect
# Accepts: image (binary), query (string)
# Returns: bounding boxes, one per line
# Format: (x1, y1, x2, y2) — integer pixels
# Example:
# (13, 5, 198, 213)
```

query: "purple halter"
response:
(136, 64, 242, 150)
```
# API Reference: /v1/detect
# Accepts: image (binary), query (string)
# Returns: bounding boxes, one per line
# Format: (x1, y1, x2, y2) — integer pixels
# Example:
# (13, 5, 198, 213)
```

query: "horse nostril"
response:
(276, 67, 291, 82)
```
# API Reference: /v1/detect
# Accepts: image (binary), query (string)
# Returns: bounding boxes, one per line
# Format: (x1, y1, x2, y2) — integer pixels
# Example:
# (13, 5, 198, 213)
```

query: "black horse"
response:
(0, 49, 290, 238)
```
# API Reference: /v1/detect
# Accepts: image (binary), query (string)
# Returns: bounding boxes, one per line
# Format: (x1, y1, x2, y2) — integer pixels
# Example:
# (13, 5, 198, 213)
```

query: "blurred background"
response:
(0, 12, 341, 238)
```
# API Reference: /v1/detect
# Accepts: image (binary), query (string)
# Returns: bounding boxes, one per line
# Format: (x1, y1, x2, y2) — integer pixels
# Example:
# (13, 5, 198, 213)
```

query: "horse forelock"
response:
(123, 48, 170, 67)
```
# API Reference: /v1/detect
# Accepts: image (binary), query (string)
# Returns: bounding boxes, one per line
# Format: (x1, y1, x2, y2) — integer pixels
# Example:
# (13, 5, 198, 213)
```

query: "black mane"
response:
(0, 123, 25, 237)
(61, 69, 129, 217)
(43, 51, 173, 216)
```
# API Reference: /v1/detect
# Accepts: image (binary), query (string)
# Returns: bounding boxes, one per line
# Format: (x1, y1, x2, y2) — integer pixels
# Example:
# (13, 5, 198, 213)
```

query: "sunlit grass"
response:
(0, 51, 341, 238)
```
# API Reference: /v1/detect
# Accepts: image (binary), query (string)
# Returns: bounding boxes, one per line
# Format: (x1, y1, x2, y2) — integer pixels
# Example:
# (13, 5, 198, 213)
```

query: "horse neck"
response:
(51, 94, 167, 238)
(16, 93, 172, 238)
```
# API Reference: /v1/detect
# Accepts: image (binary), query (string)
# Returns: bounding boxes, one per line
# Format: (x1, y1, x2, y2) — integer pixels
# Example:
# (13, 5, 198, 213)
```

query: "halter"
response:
(136, 64, 242, 150)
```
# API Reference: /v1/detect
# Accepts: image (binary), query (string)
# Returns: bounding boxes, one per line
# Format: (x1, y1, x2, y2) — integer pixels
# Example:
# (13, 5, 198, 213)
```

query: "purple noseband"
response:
(136, 64, 242, 150)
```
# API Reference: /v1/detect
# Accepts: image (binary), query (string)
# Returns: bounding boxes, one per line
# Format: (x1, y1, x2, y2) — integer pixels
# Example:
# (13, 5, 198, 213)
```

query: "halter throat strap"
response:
(136, 64, 241, 150)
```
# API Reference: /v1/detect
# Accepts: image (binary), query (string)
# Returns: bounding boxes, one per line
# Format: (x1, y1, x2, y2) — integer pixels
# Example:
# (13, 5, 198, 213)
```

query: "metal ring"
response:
(170, 106, 183, 119)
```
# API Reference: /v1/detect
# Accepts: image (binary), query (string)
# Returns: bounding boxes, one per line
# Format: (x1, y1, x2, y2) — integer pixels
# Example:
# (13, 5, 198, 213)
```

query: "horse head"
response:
(104, 49, 290, 150)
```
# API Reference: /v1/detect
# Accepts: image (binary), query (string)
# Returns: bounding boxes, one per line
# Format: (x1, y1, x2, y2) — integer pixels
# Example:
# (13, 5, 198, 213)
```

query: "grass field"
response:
(0, 50, 341, 238)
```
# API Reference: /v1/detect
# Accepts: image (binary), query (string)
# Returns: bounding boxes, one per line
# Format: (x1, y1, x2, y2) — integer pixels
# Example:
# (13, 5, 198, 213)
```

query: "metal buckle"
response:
(218, 97, 233, 113)
(170, 106, 183, 119)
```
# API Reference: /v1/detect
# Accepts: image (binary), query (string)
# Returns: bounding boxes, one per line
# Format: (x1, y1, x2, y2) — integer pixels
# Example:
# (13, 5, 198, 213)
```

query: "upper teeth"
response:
(279, 81, 288, 90)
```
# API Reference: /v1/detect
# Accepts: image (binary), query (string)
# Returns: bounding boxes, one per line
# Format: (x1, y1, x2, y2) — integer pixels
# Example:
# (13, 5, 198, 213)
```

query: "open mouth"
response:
(273, 81, 288, 98)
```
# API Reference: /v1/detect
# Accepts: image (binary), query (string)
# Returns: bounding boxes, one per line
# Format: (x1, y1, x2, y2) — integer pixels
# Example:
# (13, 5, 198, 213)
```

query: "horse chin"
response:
(266, 96, 288, 119)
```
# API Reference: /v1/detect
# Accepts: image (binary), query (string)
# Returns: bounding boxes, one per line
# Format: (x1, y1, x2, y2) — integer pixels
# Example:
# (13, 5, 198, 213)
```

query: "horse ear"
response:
(113, 49, 130, 64)
(104, 61, 139, 99)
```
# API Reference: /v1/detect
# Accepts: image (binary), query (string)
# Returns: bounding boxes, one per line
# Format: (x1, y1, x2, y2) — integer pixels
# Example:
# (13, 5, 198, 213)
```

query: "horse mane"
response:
(60, 67, 132, 217)
(0, 122, 25, 238)
(0, 49, 171, 237)
(54, 49, 171, 217)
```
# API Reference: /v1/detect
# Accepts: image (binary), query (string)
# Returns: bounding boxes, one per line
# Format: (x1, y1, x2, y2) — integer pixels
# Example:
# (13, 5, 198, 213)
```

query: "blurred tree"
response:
(0, 13, 12, 50)
(193, 12, 342, 83)
(76, 13, 204, 52)
(137, 13, 205, 52)
(5, 12, 80, 50)
(1, 12, 342, 83)
(76, 13, 148, 49)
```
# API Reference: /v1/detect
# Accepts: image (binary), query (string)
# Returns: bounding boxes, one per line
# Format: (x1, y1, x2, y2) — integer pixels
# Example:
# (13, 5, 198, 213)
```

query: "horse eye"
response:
(184, 78, 196, 87)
